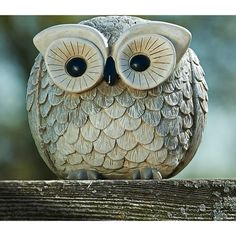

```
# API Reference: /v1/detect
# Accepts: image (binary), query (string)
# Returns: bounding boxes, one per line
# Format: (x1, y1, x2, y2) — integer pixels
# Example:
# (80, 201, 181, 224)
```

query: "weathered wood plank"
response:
(0, 180, 235, 220)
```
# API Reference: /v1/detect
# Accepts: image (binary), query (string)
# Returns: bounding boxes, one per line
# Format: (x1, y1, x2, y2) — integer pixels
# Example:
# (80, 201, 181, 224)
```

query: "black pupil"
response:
(66, 57, 87, 77)
(130, 54, 150, 72)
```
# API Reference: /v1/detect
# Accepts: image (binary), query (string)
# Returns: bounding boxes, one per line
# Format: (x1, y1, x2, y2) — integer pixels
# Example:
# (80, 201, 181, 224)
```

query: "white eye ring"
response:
(113, 34, 176, 90)
(45, 38, 104, 93)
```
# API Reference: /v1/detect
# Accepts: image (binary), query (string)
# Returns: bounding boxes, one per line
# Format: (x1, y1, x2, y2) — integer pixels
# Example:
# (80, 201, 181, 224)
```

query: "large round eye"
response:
(66, 57, 87, 77)
(45, 38, 104, 93)
(130, 54, 150, 72)
(113, 34, 176, 90)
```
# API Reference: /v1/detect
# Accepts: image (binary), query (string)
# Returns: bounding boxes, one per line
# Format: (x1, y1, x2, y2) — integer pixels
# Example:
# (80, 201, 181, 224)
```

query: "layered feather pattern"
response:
(27, 46, 207, 179)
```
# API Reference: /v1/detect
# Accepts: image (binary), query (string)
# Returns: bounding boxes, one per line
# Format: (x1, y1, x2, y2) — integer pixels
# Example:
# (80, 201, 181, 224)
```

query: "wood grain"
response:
(0, 180, 235, 220)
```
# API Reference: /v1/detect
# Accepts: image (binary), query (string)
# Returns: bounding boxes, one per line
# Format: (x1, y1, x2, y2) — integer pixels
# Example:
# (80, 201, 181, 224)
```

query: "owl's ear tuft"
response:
(117, 22, 191, 63)
(33, 24, 108, 58)
(153, 22, 192, 63)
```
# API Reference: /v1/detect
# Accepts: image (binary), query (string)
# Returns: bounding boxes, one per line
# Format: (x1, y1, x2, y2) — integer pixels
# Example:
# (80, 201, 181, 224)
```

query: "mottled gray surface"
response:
(81, 16, 146, 46)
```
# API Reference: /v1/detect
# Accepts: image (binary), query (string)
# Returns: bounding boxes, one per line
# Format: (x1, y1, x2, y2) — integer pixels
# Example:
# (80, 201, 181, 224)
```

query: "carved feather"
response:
(54, 152, 66, 166)
(200, 100, 208, 113)
(51, 85, 64, 96)
(93, 132, 116, 153)
(81, 120, 100, 142)
(64, 94, 79, 109)
(89, 110, 112, 129)
(161, 104, 179, 119)
(67, 153, 83, 165)
(144, 96, 164, 111)
(165, 136, 179, 151)
(164, 92, 181, 106)
(48, 91, 63, 106)
(146, 149, 167, 165)
(103, 157, 124, 170)
(27, 62, 39, 90)
(133, 123, 154, 145)
(31, 66, 41, 86)
(179, 130, 191, 146)
(41, 74, 50, 89)
(98, 80, 124, 96)
(42, 128, 51, 144)
(123, 160, 139, 169)
(125, 145, 149, 163)
(83, 151, 105, 167)
(49, 126, 60, 143)
(180, 99, 192, 115)
(39, 100, 51, 118)
(94, 92, 114, 108)
(142, 110, 161, 126)
(143, 133, 164, 151)
(81, 100, 101, 115)
(57, 136, 75, 155)
(104, 101, 126, 118)
(53, 121, 68, 136)
(127, 87, 147, 99)
(162, 82, 175, 93)
(157, 148, 168, 163)
(195, 82, 208, 100)
(26, 93, 34, 112)
(74, 134, 93, 154)
(127, 100, 145, 118)
(115, 90, 135, 107)
(27, 80, 37, 95)
(163, 155, 179, 168)
(107, 145, 127, 161)
(39, 86, 49, 104)
(48, 142, 57, 154)
(56, 105, 68, 124)
(117, 131, 137, 151)
(104, 119, 125, 139)
(183, 114, 193, 129)
(118, 113, 141, 131)
(80, 89, 97, 100)
(174, 78, 184, 90)
(156, 118, 171, 137)
(182, 81, 193, 99)
(148, 86, 162, 97)
(64, 122, 79, 144)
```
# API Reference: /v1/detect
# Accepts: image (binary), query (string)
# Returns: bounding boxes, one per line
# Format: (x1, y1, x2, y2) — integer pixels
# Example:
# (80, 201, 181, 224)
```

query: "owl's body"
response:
(27, 16, 208, 179)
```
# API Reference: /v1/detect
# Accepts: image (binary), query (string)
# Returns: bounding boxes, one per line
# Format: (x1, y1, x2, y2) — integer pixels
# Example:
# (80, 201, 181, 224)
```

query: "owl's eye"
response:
(113, 34, 176, 90)
(130, 54, 150, 72)
(66, 57, 87, 77)
(45, 38, 104, 93)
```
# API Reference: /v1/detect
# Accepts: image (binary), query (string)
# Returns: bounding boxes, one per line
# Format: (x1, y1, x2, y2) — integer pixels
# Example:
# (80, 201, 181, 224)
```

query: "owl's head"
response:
(34, 16, 191, 93)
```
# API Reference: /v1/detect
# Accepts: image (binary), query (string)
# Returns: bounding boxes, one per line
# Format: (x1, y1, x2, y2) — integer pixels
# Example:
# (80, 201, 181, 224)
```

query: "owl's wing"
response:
(166, 48, 208, 178)
(26, 54, 58, 175)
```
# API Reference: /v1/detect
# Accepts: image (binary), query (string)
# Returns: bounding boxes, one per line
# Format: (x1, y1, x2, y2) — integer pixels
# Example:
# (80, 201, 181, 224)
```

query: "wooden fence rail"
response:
(0, 179, 235, 220)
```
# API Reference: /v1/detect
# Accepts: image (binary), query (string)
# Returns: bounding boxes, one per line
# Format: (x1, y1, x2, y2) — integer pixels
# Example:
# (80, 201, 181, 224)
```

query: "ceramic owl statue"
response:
(26, 16, 208, 180)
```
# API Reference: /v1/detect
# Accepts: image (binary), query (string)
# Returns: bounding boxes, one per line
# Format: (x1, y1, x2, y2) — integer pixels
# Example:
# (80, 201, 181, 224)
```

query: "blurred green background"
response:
(0, 16, 235, 180)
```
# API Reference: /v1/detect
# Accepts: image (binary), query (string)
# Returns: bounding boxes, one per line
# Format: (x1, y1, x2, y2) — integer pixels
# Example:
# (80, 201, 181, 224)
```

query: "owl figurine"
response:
(26, 16, 208, 180)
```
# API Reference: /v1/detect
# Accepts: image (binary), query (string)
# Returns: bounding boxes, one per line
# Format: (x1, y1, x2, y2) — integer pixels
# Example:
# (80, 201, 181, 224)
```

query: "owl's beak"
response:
(103, 56, 118, 86)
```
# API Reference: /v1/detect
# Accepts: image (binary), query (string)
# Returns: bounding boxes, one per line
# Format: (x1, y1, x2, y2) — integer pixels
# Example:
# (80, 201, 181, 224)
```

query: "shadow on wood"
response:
(0, 180, 235, 220)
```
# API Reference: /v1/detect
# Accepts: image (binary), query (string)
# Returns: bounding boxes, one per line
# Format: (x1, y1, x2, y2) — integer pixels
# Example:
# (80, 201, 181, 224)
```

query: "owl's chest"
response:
(66, 82, 162, 150)
(60, 89, 167, 173)
(40, 77, 192, 177)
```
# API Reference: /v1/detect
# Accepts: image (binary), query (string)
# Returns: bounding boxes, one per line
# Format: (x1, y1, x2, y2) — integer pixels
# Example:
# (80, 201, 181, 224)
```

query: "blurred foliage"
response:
(0, 16, 236, 179)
